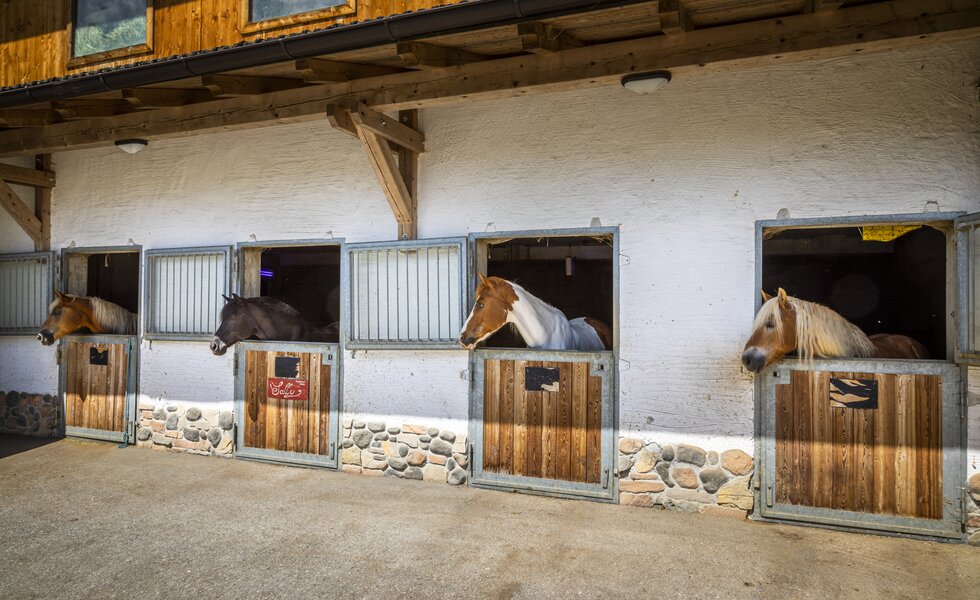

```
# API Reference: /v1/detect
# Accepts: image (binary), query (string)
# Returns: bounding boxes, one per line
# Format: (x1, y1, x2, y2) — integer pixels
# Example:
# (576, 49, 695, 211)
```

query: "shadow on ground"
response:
(0, 434, 976, 600)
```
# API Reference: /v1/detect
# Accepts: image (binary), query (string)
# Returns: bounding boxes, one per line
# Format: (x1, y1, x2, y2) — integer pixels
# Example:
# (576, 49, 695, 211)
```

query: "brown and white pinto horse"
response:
(740, 287, 929, 373)
(36, 290, 137, 346)
(459, 274, 612, 351)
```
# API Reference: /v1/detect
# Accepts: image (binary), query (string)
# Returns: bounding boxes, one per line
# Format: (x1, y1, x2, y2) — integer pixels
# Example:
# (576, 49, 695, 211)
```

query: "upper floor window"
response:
(245, 0, 356, 32)
(71, 0, 151, 62)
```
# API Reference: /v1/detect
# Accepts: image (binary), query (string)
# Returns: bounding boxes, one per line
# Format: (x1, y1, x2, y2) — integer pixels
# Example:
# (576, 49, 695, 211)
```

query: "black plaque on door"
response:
(274, 356, 301, 379)
(89, 347, 109, 366)
(525, 367, 560, 392)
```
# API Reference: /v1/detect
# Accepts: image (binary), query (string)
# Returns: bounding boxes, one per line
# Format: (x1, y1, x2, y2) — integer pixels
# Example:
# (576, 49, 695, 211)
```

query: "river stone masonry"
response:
(135, 401, 233, 457)
(1, 391, 59, 437)
(340, 419, 468, 485)
(617, 436, 754, 516)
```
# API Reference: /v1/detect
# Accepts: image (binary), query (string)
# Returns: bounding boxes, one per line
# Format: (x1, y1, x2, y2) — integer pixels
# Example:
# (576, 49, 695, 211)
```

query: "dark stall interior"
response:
(259, 246, 341, 327)
(762, 225, 946, 359)
(85, 252, 140, 314)
(482, 235, 614, 348)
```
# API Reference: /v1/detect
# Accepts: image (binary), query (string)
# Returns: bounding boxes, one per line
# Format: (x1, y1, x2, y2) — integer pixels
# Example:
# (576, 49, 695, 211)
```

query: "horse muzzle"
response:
(209, 337, 228, 356)
(741, 347, 767, 373)
(37, 330, 54, 346)
(459, 334, 477, 349)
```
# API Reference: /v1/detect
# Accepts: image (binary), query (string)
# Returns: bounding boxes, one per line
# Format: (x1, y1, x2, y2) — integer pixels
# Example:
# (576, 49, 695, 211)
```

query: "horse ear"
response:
(760, 289, 773, 302)
(222, 294, 232, 303)
(54, 290, 64, 300)
(478, 272, 491, 287)
(777, 287, 789, 307)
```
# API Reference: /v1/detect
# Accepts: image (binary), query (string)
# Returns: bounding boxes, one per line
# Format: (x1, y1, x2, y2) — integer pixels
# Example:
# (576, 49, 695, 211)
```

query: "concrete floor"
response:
(0, 436, 976, 600)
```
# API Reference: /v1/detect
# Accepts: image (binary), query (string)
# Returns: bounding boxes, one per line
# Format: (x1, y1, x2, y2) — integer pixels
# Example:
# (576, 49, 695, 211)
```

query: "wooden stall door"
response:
(774, 370, 943, 520)
(64, 340, 129, 435)
(482, 358, 604, 486)
(242, 348, 333, 456)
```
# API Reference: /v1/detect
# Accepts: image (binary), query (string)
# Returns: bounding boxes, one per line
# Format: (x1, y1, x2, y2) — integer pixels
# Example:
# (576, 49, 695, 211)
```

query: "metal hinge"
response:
(960, 379, 968, 421)
(232, 352, 239, 377)
(601, 467, 610, 489)
(766, 483, 774, 507)
(329, 442, 336, 459)
(55, 345, 62, 365)
(467, 443, 474, 476)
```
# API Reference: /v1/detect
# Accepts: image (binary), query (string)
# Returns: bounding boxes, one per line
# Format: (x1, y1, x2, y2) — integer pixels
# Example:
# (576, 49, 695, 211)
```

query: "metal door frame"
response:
(756, 358, 964, 539)
(58, 333, 139, 444)
(468, 348, 618, 502)
(752, 213, 969, 538)
(234, 340, 341, 469)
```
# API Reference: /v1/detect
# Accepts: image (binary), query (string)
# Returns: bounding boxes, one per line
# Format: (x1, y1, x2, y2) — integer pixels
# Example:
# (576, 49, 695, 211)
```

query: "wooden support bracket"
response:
(518, 23, 585, 53)
(0, 179, 43, 244)
(397, 42, 486, 69)
(0, 156, 54, 249)
(330, 105, 421, 239)
(659, 0, 692, 36)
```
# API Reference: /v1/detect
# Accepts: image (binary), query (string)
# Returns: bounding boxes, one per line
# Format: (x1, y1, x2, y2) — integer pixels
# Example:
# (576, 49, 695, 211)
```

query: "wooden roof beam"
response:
(349, 102, 425, 154)
(122, 87, 217, 107)
(659, 0, 692, 36)
(518, 22, 585, 53)
(0, 109, 62, 127)
(200, 74, 310, 96)
(51, 99, 137, 119)
(806, 1, 844, 12)
(295, 58, 404, 83)
(397, 42, 487, 69)
(0, 162, 56, 187)
(33, 154, 52, 251)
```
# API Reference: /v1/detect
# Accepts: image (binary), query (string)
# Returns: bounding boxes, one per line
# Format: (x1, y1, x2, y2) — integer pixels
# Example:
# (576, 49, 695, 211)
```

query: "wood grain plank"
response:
(570, 363, 588, 483)
(774, 371, 794, 505)
(585, 368, 602, 484)
(559, 363, 580, 482)
(499, 360, 515, 476)
(319, 362, 332, 456)
(541, 361, 563, 480)
(483, 359, 500, 473)
(525, 361, 543, 479)
(893, 373, 914, 517)
(874, 373, 897, 515)
(114, 343, 128, 432)
(512, 360, 527, 477)
(808, 370, 832, 509)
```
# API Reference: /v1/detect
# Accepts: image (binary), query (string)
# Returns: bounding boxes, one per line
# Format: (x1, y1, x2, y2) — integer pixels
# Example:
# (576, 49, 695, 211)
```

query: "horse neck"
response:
(792, 298, 875, 359)
(506, 284, 569, 348)
(249, 305, 310, 340)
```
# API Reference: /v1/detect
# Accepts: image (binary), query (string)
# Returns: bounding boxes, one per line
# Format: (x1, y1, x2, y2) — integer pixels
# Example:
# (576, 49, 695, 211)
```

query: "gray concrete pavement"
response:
(0, 435, 976, 600)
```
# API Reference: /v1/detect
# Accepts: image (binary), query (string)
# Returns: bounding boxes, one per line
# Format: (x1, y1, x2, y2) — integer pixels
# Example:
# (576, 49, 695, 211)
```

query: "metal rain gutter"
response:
(0, 0, 649, 108)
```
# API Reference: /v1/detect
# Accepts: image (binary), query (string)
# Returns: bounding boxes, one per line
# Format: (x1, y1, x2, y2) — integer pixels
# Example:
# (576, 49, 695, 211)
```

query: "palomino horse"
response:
(740, 287, 929, 373)
(36, 290, 137, 346)
(209, 294, 339, 356)
(459, 274, 612, 351)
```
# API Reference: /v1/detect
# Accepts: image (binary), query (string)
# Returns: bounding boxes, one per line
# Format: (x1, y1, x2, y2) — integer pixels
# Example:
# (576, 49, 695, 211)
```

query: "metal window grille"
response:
(958, 214, 980, 361)
(144, 246, 232, 340)
(347, 238, 467, 349)
(0, 252, 54, 335)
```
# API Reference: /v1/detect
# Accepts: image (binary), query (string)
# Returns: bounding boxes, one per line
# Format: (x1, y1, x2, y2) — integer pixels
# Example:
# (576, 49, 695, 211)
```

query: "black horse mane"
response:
(246, 296, 303, 319)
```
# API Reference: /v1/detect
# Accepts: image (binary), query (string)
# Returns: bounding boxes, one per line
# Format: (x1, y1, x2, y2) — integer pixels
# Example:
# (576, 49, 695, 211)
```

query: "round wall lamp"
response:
(621, 71, 672, 94)
(114, 139, 148, 154)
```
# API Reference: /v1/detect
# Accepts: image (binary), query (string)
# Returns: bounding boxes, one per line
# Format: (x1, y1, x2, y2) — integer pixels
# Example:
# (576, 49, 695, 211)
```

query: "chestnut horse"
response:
(37, 290, 137, 346)
(459, 274, 612, 351)
(209, 294, 339, 356)
(740, 287, 929, 373)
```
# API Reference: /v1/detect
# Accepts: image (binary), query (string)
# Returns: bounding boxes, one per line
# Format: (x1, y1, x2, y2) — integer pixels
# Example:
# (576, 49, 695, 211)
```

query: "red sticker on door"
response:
(267, 377, 309, 401)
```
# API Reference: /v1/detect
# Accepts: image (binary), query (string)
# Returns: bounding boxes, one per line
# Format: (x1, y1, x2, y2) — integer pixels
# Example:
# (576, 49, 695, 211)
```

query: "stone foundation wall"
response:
(340, 419, 468, 485)
(1, 391, 59, 437)
(617, 437, 754, 517)
(134, 401, 234, 457)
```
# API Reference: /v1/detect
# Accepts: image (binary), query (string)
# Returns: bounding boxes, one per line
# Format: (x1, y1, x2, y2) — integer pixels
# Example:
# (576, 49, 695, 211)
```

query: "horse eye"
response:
(476, 302, 484, 310)
(53, 309, 61, 315)
(765, 319, 774, 329)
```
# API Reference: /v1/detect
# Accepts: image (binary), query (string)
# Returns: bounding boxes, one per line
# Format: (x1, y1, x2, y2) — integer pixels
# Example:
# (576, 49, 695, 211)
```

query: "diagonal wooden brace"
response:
(0, 178, 42, 244)
(331, 104, 421, 239)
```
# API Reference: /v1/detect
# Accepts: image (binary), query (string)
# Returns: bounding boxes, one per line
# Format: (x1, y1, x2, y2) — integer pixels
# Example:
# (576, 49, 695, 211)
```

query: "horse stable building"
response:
(0, 0, 978, 542)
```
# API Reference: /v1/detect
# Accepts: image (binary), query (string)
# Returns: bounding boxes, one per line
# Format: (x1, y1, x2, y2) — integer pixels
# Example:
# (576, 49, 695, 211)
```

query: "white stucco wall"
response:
(1, 39, 977, 468)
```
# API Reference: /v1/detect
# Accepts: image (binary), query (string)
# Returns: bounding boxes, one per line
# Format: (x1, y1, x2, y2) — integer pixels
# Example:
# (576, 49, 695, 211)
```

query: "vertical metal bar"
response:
(385, 249, 391, 341)
(426, 247, 432, 339)
(415, 248, 420, 341)
(375, 250, 380, 341)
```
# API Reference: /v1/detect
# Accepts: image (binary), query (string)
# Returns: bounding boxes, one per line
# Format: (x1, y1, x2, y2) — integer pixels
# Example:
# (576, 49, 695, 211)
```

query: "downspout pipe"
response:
(0, 0, 648, 108)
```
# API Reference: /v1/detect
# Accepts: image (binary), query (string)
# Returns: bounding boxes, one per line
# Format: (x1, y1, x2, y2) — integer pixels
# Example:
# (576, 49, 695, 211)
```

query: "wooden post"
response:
(34, 154, 51, 251)
(396, 110, 419, 240)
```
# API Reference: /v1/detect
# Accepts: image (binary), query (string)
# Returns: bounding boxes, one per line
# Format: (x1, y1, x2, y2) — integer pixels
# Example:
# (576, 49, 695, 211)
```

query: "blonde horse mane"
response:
(52, 295, 137, 335)
(753, 295, 875, 360)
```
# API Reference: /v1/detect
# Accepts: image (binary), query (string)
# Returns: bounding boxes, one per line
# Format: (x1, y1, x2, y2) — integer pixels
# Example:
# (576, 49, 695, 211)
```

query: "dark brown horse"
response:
(740, 287, 928, 373)
(37, 290, 137, 345)
(209, 294, 338, 355)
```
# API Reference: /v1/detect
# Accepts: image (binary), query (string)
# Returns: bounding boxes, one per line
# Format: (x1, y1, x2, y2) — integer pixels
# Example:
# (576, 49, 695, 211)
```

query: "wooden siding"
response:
(775, 369, 943, 520)
(243, 349, 332, 454)
(483, 358, 602, 484)
(0, 0, 449, 87)
(64, 340, 128, 432)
